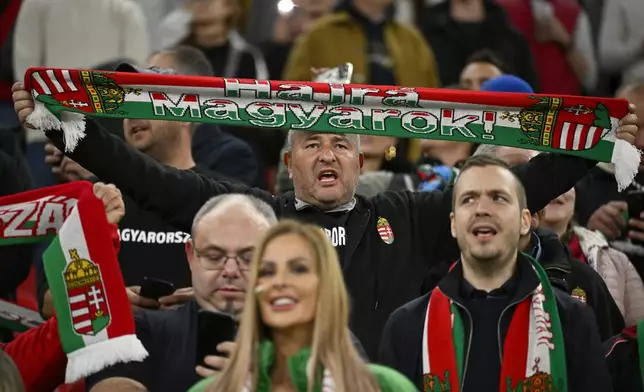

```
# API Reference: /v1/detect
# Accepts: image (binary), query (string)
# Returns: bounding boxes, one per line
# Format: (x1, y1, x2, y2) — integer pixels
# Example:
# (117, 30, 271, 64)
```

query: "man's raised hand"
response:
(11, 82, 34, 126)
(93, 182, 125, 225)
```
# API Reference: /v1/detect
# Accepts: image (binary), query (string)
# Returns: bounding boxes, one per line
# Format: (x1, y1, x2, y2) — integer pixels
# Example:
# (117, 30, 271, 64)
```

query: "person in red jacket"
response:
(0, 182, 125, 392)
(496, 0, 597, 95)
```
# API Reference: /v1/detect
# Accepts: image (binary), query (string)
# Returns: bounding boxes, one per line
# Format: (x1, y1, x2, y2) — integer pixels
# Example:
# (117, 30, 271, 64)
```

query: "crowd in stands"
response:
(1, 0, 644, 391)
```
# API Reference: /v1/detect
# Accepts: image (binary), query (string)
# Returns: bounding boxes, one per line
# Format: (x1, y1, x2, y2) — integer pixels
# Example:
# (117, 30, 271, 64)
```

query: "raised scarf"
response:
(0, 182, 147, 382)
(422, 258, 567, 392)
(22, 66, 639, 191)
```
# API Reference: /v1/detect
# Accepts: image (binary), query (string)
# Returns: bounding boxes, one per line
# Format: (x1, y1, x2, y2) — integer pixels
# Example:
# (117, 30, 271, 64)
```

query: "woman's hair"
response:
(0, 350, 25, 392)
(559, 187, 579, 243)
(561, 217, 579, 243)
(209, 220, 380, 392)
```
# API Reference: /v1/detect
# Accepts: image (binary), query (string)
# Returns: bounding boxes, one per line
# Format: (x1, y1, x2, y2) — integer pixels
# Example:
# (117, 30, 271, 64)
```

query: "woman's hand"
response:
(195, 341, 236, 378)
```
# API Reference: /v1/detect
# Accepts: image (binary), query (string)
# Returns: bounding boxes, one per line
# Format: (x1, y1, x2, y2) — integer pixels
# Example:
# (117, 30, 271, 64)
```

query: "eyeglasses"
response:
(194, 247, 253, 271)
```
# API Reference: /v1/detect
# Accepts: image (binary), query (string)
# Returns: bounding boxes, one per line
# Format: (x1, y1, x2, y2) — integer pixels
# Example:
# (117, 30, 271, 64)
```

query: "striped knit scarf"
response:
(0, 182, 147, 382)
(22, 65, 640, 191)
(422, 258, 567, 392)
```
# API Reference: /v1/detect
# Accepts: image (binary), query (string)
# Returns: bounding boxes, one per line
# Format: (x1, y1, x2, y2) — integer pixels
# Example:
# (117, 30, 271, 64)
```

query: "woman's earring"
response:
(384, 145, 396, 161)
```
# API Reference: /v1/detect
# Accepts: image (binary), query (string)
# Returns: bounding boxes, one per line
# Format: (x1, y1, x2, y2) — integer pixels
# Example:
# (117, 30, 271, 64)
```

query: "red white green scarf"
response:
(422, 258, 567, 392)
(0, 182, 147, 382)
(22, 66, 640, 191)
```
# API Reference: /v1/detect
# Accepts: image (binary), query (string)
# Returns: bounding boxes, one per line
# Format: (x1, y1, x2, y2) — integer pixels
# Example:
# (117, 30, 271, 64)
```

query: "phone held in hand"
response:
(196, 309, 237, 369)
(139, 277, 175, 301)
(628, 190, 644, 246)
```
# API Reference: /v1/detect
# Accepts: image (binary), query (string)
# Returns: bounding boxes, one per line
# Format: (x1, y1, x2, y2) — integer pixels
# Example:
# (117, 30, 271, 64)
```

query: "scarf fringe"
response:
(64, 334, 148, 383)
(26, 101, 87, 153)
(572, 226, 608, 271)
(27, 101, 62, 131)
(611, 139, 641, 192)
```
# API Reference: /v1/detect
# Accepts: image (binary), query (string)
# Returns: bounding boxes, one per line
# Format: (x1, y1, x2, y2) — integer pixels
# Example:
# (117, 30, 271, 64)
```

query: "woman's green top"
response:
(188, 340, 417, 392)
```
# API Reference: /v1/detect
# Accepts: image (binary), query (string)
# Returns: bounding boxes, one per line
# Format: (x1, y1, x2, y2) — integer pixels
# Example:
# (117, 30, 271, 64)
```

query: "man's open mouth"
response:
(317, 169, 338, 185)
(471, 224, 498, 238)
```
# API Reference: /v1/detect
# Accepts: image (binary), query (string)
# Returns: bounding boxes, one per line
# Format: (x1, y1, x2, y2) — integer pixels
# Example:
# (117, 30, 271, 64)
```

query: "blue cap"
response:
(480, 75, 534, 93)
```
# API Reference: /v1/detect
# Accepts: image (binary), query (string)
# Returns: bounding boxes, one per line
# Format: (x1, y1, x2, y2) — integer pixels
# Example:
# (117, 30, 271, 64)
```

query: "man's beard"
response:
(470, 247, 501, 262)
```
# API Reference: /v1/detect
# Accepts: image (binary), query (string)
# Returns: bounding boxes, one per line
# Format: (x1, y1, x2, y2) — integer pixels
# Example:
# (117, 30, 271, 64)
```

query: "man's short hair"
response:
(465, 49, 507, 73)
(286, 130, 361, 152)
(452, 154, 527, 210)
(473, 143, 501, 157)
(191, 194, 277, 236)
(150, 45, 214, 77)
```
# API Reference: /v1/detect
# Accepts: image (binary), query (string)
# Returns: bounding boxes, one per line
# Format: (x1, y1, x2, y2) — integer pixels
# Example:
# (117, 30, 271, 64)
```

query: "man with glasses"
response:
(87, 194, 277, 392)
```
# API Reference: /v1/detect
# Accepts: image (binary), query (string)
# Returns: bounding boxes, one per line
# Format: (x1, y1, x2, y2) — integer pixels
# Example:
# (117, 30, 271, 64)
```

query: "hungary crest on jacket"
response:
(63, 249, 111, 336)
(377, 217, 394, 244)
(504, 96, 612, 151)
(29, 69, 139, 114)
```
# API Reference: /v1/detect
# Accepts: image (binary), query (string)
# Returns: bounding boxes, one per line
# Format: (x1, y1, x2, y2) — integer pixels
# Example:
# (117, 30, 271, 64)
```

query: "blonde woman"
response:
(189, 220, 416, 392)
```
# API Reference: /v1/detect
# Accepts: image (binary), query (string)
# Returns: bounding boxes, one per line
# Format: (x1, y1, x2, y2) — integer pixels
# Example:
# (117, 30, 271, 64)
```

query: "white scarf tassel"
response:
(611, 138, 641, 192)
(26, 101, 87, 153)
(572, 226, 608, 272)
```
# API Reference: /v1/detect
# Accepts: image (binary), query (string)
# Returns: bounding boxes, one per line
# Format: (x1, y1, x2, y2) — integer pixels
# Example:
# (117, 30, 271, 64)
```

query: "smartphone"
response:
(196, 310, 237, 369)
(139, 277, 175, 301)
(628, 190, 644, 245)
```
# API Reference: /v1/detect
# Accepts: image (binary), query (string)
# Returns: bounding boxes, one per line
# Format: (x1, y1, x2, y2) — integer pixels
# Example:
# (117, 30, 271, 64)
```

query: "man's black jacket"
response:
(535, 227, 624, 340)
(45, 118, 595, 359)
(604, 326, 642, 392)
(0, 127, 33, 299)
(378, 254, 613, 392)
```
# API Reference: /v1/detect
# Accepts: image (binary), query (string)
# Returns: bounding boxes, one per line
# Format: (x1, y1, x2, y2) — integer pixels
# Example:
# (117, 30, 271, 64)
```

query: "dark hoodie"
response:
(418, 0, 538, 89)
(0, 127, 33, 300)
(532, 227, 624, 341)
(605, 325, 642, 392)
